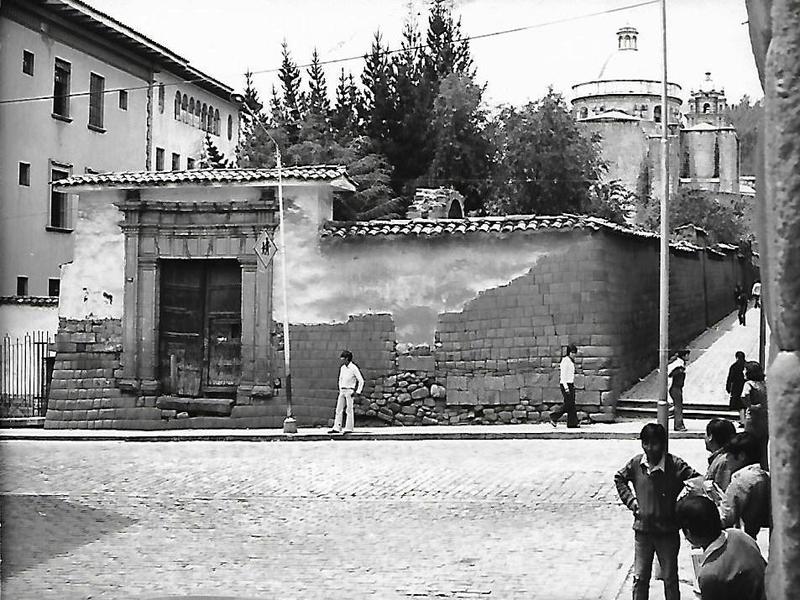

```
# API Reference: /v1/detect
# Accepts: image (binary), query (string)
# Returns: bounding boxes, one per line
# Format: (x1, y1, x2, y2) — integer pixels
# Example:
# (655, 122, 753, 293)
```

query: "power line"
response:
(0, 0, 658, 107)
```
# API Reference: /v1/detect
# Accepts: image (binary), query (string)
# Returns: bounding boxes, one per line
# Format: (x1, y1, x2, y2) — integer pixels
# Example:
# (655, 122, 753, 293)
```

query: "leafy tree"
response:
(486, 89, 604, 215)
(725, 95, 763, 176)
(200, 132, 232, 168)
(639, 188, 752, 243)
(584, 180, 633, 224)
(425, 73, 491, 211)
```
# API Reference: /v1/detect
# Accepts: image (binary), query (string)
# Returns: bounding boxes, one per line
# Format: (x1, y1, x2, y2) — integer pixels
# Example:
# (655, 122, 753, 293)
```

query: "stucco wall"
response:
(0, 304, 59, 338)
(58, 191, 126, 320)
(0, 12, 149, 297)
(582, 121, 649, 194)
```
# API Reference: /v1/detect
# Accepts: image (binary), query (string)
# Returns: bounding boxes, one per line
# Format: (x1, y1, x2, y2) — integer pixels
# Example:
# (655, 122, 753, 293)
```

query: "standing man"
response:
(750, 280, 761, 309)
(668, 350, 690, 432)
(725, 351, 747, 427)
(550, 343, 579, 428)
(328, 350, 364, 434)
(735, 285, 749, 326)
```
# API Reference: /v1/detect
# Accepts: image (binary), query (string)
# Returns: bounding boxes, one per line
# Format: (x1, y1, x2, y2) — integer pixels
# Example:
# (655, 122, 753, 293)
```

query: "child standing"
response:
(614, 423, 701, 600)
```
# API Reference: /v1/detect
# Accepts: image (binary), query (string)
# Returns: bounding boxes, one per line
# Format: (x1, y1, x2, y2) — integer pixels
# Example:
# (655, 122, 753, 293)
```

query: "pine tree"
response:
(200, 132, 232, 168)
(273, 41, 305, 145)
(332, 69, 361, 143)
(306, 49, 330, 117)
(242, 70, 264, 115)
(359, 31, 396, 150)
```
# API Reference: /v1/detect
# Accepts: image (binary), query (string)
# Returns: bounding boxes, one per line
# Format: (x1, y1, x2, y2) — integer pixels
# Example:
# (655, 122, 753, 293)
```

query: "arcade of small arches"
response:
(153, 81, 233, 140)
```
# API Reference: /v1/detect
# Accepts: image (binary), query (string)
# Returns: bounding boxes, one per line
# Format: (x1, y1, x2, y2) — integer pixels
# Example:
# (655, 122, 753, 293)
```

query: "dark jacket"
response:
(614, 453, 700, 533)
(697, 529, 766, 600)
(726, 361, 746, 400)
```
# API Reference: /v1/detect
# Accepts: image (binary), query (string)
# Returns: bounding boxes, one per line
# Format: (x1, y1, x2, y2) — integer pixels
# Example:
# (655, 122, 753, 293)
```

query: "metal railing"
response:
(0, 332, 54, 417)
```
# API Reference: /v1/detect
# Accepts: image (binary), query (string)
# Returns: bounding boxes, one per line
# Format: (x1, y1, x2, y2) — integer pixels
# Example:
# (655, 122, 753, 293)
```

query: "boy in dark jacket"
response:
(615, 423, 701, 600)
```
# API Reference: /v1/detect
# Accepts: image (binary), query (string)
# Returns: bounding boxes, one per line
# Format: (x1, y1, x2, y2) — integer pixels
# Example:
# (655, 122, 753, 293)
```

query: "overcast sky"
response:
(89, 0, 763, 108)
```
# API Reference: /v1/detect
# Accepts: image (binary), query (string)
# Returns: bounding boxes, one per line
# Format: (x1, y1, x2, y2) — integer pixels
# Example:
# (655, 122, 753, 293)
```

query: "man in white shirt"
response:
(750, 281, 761, 308)
(329, 350, 364, 434)
(550, 343, 579, 428)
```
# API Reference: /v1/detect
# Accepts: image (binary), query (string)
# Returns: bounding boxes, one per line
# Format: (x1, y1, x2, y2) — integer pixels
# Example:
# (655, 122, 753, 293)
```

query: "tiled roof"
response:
(55, 166, 356, 190)
(321, 214, 734, 254)
(0, 296, 58, 307)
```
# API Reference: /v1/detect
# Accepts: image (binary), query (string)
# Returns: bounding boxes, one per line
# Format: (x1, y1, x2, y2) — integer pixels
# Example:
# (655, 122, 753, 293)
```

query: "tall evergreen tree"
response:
(242, 69, 264, 115)
(306, 49, 330, 116)
(332, 69, 361, 143)
(359, 31, 396, 151)
(200, 132, 232, 168)
(272, 41, 305, 145)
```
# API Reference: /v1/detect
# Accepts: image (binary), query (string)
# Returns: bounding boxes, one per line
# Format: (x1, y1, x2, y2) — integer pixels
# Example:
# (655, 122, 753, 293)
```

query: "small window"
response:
(22, 50, 34, 76)
(16, 276, 29, 297)
(171, 152, 180, 171)
(187, 157, 196, 170)
(48, 278, 61, 298)
(49, 165, 71, 229)
(703, 103, 711, 114)
(654, 105, 662, 123)
(53, 58, 71, 118)
(579, 107, 588, 119)
(201, 104, 208, 132)
(155, 147, 165, 171)
(158, 83, 165, 114)
(88, 73, 105, 129)
(214, 109, 220, 136)
(207, 104, 214, 132)
(18, 162, 31, 186)
(195, 101, 201, 126)
(227, 114, 233, 140)
(189, 98, 195, 125)
(174, 91, 181, 119)
(181, 94, 188, 122)
(118, 90, 128, 110)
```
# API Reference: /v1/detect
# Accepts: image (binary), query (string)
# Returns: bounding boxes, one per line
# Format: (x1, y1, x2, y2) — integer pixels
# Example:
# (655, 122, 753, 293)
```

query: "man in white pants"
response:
(329, 350, 364, 434)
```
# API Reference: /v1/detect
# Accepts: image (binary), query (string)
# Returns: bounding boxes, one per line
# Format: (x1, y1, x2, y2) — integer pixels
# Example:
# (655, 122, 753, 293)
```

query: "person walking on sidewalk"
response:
(750, 280, 761, 309)
(675, 495, 767, 600)
(726, 351, 748, 427)
(668, 350, 689, 432)
(550, 343, 579, 428)
(614, 423, 701, 600)
(328, 350, 364, 434)
(735, 285, 749, 326)
(741, 362, 769, 469)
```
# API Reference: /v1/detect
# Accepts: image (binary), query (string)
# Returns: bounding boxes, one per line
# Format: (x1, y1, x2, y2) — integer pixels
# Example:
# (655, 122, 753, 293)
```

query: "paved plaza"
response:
(0, 438, 729, 600)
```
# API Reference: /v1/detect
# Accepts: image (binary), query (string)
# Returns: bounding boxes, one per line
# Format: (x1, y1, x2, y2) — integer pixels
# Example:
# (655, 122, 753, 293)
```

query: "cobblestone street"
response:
(1, 439, 716, 599)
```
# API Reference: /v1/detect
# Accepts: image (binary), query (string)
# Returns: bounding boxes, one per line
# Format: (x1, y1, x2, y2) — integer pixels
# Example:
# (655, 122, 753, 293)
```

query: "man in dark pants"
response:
(550, 343, 579, 428)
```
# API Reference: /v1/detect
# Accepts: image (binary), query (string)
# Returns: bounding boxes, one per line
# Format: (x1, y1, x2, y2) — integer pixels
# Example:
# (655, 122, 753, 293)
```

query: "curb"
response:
(0, 429, 706, 442)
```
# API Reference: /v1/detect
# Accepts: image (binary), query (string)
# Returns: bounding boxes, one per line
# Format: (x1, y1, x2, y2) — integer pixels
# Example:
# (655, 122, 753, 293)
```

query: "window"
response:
(189, 98, 195, 125)
(214, 109, 220, 136)
(195, 101, 201, 127)
(703, 103, 711, 114)
(158, 83, 165, 114)
(22, 50, 34, 76)
(48, 278, 61, 298)
(118, 90, 128, 110)
(18, 162, 31, 186)
(187, 157, 196, 170)
(174, 91, 181, 119)
(227, 114, 233, 140)
(181, 94, 188, 122)
(49, 164, 71, 230)
(201, 104, 208, 131)
(654, 105, 662, 123)
(53, 58, 71, 118)
(171, 152, 180, 171)
(579, 107, 588, 119)
(207, 104, 214, 132)
(155, 147, 165, 171)
(16, 277, 29, 297)
(88, 73, 105, 129)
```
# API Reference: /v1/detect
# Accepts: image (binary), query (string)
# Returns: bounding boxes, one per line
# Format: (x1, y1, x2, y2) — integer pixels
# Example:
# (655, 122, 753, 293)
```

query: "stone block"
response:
(397, 393, 412, 404)
(445, 390, 475, 406)
(446, 375, 468, 391)
(411, 387, 429, 400)
(589, 412, 616, 423)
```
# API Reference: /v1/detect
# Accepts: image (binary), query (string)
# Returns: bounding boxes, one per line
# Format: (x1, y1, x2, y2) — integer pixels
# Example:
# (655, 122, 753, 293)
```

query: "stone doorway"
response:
(158, 259, 242, 397)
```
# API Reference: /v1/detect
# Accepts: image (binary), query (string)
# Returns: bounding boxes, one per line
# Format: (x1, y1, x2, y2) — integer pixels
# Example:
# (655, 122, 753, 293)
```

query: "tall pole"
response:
(231, 94, 296, 434)
(657, 0, 670, 437)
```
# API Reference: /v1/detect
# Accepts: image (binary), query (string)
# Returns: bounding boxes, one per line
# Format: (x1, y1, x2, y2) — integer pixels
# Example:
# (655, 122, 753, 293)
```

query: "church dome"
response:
(597, 26, 659, 81)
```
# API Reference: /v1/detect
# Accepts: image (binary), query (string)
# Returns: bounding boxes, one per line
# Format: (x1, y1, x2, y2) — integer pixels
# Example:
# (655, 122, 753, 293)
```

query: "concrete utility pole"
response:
(657, 0, 671, 438)
(231, 93, 297, 435)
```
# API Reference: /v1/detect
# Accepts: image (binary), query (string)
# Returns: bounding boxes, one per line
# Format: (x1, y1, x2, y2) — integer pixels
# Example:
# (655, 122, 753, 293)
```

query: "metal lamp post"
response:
(231, 93, 297, 434)
(657, 0, 671, 438)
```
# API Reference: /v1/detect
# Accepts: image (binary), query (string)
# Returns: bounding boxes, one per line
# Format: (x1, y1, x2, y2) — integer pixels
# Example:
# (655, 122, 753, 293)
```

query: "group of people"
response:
(735, 281, 761, 326)
(615, 419, 771, 600)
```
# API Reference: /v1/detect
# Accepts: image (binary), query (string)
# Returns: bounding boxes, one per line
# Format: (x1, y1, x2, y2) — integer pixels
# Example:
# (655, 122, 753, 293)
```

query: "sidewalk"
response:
(0, 418, 712, 442)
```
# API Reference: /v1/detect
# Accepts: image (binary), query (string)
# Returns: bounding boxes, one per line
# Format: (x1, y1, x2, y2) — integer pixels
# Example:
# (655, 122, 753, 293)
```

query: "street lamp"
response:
(231, 92, 297, 435)
(657, 0, 670, 440)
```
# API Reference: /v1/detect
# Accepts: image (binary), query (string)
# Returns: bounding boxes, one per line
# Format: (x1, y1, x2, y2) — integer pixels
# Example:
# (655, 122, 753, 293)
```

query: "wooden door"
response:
(158, 261, 204, 396)
(205, 262, 242, 391)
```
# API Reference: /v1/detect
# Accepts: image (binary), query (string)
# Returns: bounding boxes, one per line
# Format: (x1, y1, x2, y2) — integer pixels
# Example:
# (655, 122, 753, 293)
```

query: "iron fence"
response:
(0, 332, 53, 417)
